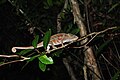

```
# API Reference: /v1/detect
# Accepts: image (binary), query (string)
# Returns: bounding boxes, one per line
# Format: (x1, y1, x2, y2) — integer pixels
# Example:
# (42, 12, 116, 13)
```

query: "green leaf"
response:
(96, 39, 112, 55)
(43, 29, 51, 50)
(66, 24, 73, 32)
(0, 62, 4, 64)
(47, 0, 53, 6)
(108, 3, 120, 13)
(44, 6, 49, 9)
(111, 71, 120, 80)
(43, 1, 49, 9)
(17, 49, 33, 55)
(52, 49, 63, 57)
(71, 28, 80, 34)
(32, 35, 39, 48)
(38, 55, 53, 64)
(78, 0, 84, 4)
(27, 54, 39, 62)
(60, 12, 65, 19)
(39, 61, 46, 72)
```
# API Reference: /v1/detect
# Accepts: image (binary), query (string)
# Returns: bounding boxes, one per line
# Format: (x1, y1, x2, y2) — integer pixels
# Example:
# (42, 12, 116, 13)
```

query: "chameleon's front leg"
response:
(51, 43, 57, 49)
(46, 45, 50, 53)
(46, 44, 57, 53)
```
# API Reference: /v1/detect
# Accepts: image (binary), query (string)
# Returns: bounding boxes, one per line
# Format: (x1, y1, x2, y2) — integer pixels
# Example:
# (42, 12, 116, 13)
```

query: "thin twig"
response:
(0, 55, 30, 67)
(77, 27, 117, 42)
(74, 27, 117, 48)
(0, 58, 30, 67)
(63, 58, 77, 80)
(101, 54, 118, 70)
(0, 55, 20, 58)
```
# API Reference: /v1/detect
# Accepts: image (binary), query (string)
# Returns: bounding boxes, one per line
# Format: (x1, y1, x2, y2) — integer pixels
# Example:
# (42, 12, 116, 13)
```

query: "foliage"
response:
(24, 32, 53, 71)
(17, 49, 33, 55)
(96, 39, 112, 56)
(32, 35, 39, 48)
(39, 61, 46, 72)
(111, 70, 120, 80)
(38, 53, 53, 72)
(43, 29, 51, 50)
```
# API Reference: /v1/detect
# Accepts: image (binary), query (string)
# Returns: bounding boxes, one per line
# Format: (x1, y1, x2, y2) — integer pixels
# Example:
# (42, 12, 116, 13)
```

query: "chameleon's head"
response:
(65, 33, 78, 42)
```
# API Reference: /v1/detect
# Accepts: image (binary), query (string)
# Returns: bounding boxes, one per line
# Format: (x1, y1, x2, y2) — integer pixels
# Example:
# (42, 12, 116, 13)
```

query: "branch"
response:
(76, 26, 117, 47)
(0, 55, 20, 58)
(46, 26, 117, 53)
(0, 55, 30, 67)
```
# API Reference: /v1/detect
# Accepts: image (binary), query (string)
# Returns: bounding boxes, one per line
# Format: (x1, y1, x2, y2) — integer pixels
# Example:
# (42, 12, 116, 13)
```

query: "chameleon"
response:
(11, 33, 78, 53)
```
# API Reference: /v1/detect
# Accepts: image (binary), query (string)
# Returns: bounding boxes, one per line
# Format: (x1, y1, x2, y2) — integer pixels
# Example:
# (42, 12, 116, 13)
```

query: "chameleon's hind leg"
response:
(51, 44, 57, 49)
(61, 34, 65, 47)
(46, 44, 57, 53)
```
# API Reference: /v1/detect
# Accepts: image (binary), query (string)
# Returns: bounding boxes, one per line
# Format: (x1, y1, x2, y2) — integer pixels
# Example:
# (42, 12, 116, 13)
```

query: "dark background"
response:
(0, 0, 120, 80)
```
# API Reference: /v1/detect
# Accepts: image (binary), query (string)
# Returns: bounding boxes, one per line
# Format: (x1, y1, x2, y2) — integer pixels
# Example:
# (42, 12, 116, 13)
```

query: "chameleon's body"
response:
(12, 33, 78, 53)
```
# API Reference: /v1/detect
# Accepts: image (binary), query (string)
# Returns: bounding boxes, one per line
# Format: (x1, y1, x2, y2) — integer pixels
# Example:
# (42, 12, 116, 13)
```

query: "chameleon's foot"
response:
(61, 43, 65, 47)
(46, 50, 50, 53)
(51, 45, 57, 49)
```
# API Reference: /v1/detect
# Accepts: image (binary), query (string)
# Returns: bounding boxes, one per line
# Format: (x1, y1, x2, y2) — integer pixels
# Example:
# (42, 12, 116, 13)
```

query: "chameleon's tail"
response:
(12, 46, 34, 53)
(12, 42, 43, 53)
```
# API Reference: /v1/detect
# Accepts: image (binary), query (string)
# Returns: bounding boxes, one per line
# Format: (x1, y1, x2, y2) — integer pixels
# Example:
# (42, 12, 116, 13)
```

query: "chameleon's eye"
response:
(69, 33, 77, 38)
(66, 33, 78, 41)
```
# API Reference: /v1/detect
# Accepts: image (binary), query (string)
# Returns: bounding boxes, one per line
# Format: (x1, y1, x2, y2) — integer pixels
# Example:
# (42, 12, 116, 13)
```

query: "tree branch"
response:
(0, 55, 30, 67)
(47, 26, 117, 53)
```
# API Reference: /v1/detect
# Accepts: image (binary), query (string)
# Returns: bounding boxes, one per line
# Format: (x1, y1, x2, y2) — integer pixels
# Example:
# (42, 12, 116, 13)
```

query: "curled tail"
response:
(12, 42, 43, 53)
(11, 46, 34, 53)
(12, 47, 17, 53)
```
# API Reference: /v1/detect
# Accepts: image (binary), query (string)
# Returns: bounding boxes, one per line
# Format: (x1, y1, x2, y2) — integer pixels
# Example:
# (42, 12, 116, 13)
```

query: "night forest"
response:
(0, 0, 120, 80)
